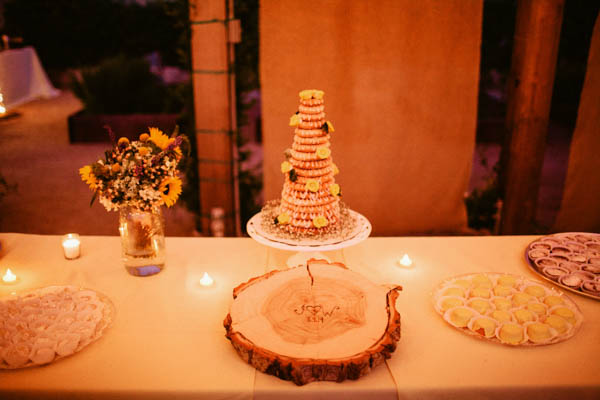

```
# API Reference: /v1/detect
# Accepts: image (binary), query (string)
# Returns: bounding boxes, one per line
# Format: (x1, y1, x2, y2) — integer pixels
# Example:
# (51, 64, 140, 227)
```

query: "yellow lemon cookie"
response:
(497, 275, 517, 287)
(449, 307, 474, 328)
(470, 286, 491, 299)
(492, 297, 512, 311)
(512, 292, 533, 307)
(513, 309, 535, 324)
(470, 318, 497, 338)
(524, 285, 546, 298)
(440, 297, 464, 311)
(544, 315, 569, 334)
(491, 310, 512, 323)
(526, 302, 547, 317)
(493, 285, 512, 297)
(527, 322, 552, 343)
(443, 287, 465, 297)
(498, 323, 524, 344)
(468, 299, 490, 315)
(544, 296, 564, 307)
(551, 307, 576, 324)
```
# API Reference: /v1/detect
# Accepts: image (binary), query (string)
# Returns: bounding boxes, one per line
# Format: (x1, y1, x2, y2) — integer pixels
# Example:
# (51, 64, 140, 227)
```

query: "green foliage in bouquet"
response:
(70, 56, 183, 115)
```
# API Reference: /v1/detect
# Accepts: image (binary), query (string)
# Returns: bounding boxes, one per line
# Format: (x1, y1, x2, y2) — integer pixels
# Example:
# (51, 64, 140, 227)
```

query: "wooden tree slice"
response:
(224, 259, 402, 385)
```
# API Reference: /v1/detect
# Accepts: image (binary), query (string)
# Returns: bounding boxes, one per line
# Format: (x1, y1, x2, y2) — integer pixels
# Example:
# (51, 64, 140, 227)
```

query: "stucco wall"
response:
(260, 0, 482, 235)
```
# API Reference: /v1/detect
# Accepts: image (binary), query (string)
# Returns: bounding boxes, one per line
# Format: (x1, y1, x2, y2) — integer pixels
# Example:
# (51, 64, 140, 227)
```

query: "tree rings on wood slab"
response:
(224, 259, 402, 385)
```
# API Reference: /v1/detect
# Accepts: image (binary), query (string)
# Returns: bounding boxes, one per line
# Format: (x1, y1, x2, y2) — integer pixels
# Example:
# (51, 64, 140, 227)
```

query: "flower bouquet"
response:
(79, 127, 187, 276)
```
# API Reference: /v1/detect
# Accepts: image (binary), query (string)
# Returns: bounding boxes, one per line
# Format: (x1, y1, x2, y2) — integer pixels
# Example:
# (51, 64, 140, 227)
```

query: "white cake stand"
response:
(246, 209, 371, 267)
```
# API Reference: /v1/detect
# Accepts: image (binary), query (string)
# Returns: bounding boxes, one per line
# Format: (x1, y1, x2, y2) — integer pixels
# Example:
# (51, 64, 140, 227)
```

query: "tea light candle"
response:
(2, 268, 17, 284)
(62, 234, 81, 259)
(200, 272, 214, 287)
(398, 254, 414, 268)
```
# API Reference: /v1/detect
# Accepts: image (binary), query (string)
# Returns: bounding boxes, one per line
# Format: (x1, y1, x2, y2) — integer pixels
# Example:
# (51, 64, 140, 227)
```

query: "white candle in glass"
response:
(200, 272, 214, 287)
(2, 268, 17, 284)
(62, 234, 81, 259)
(398, 254, 414, 268)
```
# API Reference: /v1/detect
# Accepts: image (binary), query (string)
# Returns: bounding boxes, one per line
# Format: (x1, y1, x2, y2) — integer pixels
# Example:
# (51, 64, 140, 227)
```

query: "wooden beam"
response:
(500, 0, 564, 234)
(189, 0, 237, 235)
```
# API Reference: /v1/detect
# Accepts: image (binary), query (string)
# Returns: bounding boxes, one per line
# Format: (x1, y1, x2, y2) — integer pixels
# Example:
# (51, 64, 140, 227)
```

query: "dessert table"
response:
(0, 233, 598, 399)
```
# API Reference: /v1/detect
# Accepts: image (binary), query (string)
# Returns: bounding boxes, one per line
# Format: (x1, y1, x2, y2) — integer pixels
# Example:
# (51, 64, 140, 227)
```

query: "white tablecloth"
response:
(0, 234, 598, 399)
(0, 47, 59, 110)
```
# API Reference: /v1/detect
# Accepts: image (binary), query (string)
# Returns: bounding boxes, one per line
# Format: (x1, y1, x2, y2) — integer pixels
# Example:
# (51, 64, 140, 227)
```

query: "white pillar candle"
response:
(200, 272, 214, 287)
(62, 234, 81, 260)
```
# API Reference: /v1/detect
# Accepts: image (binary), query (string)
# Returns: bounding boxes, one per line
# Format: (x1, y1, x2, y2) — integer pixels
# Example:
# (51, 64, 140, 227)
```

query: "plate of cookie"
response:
(525, 232, 600, 300)
(0, 285, 115, 369)
(433, 273, 583, 346)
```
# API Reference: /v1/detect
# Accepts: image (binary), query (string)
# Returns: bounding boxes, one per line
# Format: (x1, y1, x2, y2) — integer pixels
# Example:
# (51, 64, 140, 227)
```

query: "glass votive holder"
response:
(62, 234, 81, 260)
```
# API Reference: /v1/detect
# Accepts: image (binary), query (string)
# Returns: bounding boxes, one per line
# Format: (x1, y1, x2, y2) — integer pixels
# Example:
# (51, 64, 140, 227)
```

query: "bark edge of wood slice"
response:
(224, 259, 402, 385)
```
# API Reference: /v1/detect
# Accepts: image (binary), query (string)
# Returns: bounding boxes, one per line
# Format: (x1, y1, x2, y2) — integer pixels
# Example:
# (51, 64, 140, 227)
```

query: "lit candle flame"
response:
(200, 272, 214, 287)
(2, 268, 16, 283)
(399, 254, 413, 267)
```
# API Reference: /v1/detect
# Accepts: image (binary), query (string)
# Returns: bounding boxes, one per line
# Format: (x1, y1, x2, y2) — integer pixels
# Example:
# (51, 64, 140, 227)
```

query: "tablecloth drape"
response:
(1, 234, 599, 399)
(0, 47, 59, 110)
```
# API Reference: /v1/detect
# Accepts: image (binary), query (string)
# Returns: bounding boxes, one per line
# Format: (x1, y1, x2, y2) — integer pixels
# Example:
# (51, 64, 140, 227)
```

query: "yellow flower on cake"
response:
(324, 121, 335, 133)
(139, 133, 150, 142)
(289, 114, 300, 127)
(332, 163, 340, 175)
(79, 165, 97, 190)
(313, 216, 329, 228)
(281, 161, 292, 173)
(117, 137, 130, 147)
(159, 176, 182, 207)
(329, 183, 340, 196)
(299, 89, 324, 100)
(305, 179, 320, 192)
(316, 147, 331, 159)
(276, 212, 291, 225)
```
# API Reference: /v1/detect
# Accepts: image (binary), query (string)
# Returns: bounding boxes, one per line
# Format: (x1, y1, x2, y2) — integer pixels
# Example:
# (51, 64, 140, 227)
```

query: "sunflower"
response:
(148, 127, 171, 150)
(148, 127, 181, 155)
(79, 165, 97, 190)
(158, 176, 182, 207)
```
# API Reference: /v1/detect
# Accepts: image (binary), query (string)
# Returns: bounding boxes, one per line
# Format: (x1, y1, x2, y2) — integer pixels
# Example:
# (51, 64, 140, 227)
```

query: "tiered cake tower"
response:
(276, 89, 341, 234)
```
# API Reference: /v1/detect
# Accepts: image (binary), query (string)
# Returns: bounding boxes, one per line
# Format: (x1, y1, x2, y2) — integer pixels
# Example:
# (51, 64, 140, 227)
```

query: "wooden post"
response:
(500, 0, 564, 234)
(189, 0, 239, 235)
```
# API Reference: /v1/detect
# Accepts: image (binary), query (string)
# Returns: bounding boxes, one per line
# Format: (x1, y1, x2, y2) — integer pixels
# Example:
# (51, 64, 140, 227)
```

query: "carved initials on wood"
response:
(294, 304, 340, 323)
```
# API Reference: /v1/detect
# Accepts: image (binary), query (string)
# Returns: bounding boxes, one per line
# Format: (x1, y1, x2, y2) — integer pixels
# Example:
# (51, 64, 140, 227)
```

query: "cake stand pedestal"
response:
(246, 210, 372, 268)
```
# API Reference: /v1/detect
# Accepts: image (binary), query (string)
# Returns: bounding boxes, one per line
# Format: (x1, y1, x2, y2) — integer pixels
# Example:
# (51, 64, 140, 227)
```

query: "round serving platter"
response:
(246, 209, 371, 252)
(432, 272, 583, 346)
(524, 232, 600, 301)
